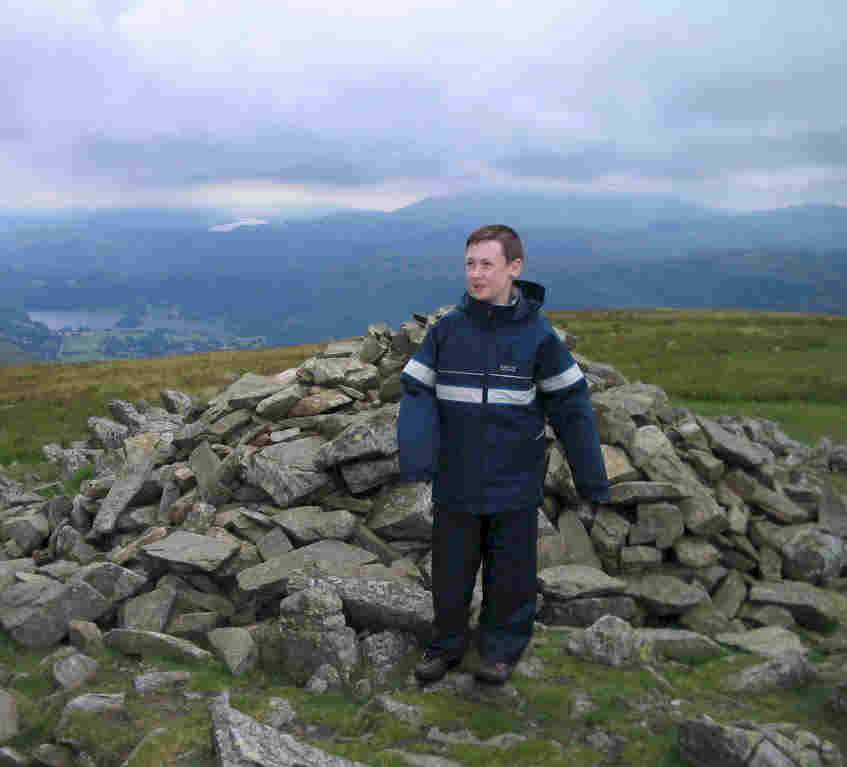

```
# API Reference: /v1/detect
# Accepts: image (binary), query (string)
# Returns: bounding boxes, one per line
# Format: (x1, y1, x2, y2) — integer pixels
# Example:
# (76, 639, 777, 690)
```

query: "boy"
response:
(397, 224, 610, 685)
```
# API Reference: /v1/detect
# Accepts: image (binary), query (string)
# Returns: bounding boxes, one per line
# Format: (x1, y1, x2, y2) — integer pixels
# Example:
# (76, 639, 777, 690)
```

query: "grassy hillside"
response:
(547, 308, 847, 445)
(1, 309, 845, 476)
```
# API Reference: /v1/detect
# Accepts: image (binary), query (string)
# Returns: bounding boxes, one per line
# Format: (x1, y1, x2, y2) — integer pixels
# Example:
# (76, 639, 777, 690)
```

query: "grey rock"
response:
(590, 509, 631, 557)
(70, 562, 148, 604)
(626, 574, 710, 616)
(673, 537, 721, 568)
(236, 540, 378, 593)
(679, 602, 735, 636)
(211, 373, 291, 410)
(341, 454, 400, 494)
(630, 502, 684, 548)
(609, 482, 687, 505)
(726, 651, 817, 692)
(160, 389, 193, 415)
(289, 390, 352, 417)
(272, 507, 357, 544)
(243, 438, 333, 508)
(568, 614, 638, 667)
(361, 631, 409, 688)
(0, 690, 18, 744)
(1, 512, 49, 555)
(90, 437, 159, 537)
(748, 581, 839, 631)
(620, 545, 663, 571)
(537, 565, 627, 600)
(368, 482, 433, 541)
(780, 526, 844, 584)
(679, 717, 841, 767)
(257, 526, 294, 560)
(0, 579, 110, 649)
(712, 571, 747, 619)
(206, 409, 253, 442)
(544, 444, 579, 503)
(52, 525, 99, 564)
(52, 652, 98, 690)
(538, 510, 602, 570)
(142, 530, 240, 573)
(266, 697, 297, 729)
(61, 692, 127, 720)
(190, 441, 233, 505)
(87, 416, 129, 449)
(166, 611, 223, 639)
(539, 595, 640, 627)
(277, 583, 359, 684)
(314, 409, 398, 469)
(209, 627, 258, 675)
(67, 620, 104, 655)
(133, 670, 192, 694)
(635, 628, 723, 663)
(0, 559, 37, 590)
(593, 383, 671, 427)
(680, 495, 729, 537)
(119, 587, 176, 632)
(255, 384, 307, 420)
(289, 574, 434, 642)
(591, 392, 635, 450)
(104, 629, 213, 663)
(715, 626, 807, 658)
(697, 416, 775, 469)
(601, 445, 640, 483)
(678, 717, 762, 767)
(819, 485, 847, 538)
(209, 692, 368, 766)
(724, 470, 811, 524)
(0, 747, 27, 766)
(29, 743, 75, 767)
(306, 663, 343, 693)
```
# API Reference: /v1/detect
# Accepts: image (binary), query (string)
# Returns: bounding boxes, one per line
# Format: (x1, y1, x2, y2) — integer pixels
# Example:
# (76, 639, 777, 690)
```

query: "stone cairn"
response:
(2, 308, 847, 767)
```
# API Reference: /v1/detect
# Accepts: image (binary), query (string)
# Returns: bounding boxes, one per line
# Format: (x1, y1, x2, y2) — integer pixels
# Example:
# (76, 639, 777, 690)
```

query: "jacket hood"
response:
(460, 279, 545, 321)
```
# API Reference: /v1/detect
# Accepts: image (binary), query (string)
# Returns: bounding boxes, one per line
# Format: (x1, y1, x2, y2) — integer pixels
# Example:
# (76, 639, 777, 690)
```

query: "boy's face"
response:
(465, 240, 523, 305)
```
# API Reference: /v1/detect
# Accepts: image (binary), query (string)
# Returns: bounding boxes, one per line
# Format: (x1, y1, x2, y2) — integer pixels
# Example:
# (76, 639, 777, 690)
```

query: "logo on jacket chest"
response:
(498, 364, 518, 373)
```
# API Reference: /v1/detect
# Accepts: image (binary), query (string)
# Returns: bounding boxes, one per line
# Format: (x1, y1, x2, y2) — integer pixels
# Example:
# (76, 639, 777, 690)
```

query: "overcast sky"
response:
(3, 0, 846, 213)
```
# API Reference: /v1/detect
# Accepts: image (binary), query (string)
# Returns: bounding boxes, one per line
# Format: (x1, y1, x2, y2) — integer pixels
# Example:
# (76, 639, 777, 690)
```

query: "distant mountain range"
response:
(1, 189, 845, 361)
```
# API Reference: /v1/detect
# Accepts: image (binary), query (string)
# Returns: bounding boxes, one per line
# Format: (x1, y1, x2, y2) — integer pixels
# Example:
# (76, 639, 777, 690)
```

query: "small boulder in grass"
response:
(208, 628, 258, 675)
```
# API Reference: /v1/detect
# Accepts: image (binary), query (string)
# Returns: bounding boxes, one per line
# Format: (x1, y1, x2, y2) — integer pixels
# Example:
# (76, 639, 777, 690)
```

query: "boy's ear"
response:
(508, 257, 524, 277)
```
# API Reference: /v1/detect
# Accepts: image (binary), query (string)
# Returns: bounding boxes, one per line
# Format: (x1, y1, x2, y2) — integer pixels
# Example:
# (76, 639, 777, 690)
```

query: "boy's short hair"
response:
(466, 224, 525, 264)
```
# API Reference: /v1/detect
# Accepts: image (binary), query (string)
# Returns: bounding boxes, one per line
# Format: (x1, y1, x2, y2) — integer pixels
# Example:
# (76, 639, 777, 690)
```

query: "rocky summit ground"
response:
(1, 307, 847, 767)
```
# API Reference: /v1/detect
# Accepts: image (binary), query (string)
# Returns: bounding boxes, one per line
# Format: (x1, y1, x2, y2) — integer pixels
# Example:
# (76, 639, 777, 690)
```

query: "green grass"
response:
(546, 308, 847, 444)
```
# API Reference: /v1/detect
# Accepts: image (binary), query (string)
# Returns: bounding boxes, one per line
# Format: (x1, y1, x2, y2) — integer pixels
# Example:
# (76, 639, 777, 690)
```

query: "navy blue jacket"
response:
(397, 280, 610, 514)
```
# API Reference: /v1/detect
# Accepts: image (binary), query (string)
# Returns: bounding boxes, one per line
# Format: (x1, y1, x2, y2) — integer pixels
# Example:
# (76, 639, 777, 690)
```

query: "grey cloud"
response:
(497, 127, 847, 186)
(64, 130, 446, 187)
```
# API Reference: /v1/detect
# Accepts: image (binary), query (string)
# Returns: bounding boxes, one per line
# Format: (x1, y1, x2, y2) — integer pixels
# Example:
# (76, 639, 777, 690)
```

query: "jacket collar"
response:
(460, 279, 545, 322)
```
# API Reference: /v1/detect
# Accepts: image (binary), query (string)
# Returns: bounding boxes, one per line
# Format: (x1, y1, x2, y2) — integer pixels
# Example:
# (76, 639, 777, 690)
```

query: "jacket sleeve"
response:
(397, 325, 440, 482)
(535, 327, 610, 502)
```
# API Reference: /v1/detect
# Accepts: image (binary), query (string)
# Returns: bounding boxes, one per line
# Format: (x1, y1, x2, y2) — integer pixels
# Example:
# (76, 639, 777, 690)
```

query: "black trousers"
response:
(429, 505, 538, 664)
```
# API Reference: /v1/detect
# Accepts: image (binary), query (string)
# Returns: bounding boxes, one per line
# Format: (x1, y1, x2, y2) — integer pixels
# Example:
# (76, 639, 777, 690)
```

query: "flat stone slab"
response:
(210, 692, 368, 767)
(715, 626, 807, 658)
(609, 482, 687, 505)
(142, 531, 240, 573)
(626, 574, 709, 616)
(90, 439, 158, 536)
(634, 628, 723, 663)
(748, 580, 840, 631)
(236, 540, 378, 593)
(537, 565, 627, 600)
(697, 417, 774, 469)
(104, 629, 213, 663)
